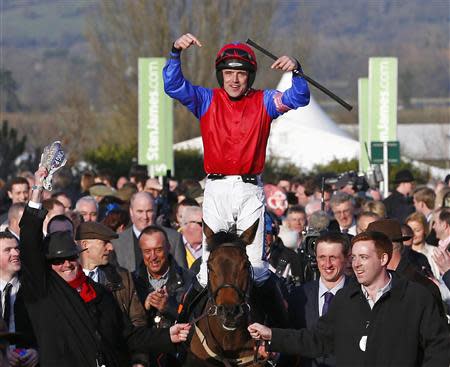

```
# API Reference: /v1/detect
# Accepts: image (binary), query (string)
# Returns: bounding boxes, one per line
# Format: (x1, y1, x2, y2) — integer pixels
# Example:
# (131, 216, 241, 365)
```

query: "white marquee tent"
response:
(173, 73, 359, 171)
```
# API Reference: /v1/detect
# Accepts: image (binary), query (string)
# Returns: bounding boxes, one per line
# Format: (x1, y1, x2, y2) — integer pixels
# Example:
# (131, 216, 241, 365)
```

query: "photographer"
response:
(269, 226, 303, 292)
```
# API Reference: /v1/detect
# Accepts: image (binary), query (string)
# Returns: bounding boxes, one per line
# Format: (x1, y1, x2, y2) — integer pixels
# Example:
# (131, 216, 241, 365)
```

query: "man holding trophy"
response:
(17, 142, 191, 367)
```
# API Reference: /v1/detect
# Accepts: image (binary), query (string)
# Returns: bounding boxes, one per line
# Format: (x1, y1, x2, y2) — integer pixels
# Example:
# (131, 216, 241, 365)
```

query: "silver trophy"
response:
(39, 141, 67, 191)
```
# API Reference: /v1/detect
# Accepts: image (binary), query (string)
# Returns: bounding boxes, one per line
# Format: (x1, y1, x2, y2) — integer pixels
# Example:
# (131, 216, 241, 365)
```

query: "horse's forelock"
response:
(206, 230, 245, 253)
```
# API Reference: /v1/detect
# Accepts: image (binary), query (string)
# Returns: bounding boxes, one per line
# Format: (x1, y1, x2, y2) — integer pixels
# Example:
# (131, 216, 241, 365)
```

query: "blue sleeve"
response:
(263, 72, 310, 119)
(163, 51, 212, 119)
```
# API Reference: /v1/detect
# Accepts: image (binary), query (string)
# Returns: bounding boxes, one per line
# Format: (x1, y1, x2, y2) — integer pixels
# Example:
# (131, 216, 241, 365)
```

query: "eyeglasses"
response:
(333, 208, 352, 217)
(50, 255, 79, 265)
(187, 221, 203, 227)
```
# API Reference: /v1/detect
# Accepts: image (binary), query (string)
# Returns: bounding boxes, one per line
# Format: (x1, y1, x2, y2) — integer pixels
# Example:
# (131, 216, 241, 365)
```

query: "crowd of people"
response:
(0, 32, 449, 366)
(0, 164, 449, 366)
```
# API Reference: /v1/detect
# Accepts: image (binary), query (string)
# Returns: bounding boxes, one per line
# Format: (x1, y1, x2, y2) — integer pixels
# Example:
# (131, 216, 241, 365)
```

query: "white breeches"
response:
(197, 175, 269, 287)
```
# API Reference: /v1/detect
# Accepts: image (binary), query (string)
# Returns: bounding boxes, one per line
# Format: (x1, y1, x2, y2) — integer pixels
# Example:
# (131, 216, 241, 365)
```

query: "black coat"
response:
(19, 206, 175, 367)
(133, 256, 192, 367)
(402, 246, 433, 277)
(396, 254, 447, 319)
(271, 273, 450, 367)
(383, 190, 414, 224)
(13, 288, 38, 350)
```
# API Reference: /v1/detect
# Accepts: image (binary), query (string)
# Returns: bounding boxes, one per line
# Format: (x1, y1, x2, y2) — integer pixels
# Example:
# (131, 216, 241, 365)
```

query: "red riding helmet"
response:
(215, 42, 257, 88)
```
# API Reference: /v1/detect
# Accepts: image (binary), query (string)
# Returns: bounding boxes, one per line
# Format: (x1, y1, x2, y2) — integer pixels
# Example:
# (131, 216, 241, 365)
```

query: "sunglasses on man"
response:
(49, 255, 79, 265)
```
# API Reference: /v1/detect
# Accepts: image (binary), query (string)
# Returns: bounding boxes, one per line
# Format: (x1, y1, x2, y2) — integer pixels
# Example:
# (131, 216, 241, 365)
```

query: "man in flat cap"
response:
(77, 221, 149, 367)
(383, 169, 415, 223)
(77, 222, 147, 325)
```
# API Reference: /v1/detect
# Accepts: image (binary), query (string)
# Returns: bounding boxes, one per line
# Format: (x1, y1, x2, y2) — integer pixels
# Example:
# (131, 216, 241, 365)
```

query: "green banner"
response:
(368, 57, 398, 143)
(358, 78, 370, 172)
(138, 58, 174, 176)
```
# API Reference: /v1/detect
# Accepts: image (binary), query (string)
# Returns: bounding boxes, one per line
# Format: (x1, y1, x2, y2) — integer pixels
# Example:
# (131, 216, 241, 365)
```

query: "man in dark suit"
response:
(249, 231, 450, 367)
(383, 169, 415, 224)
(0, 231, 38, 366)
(286, 232, 350, 367)
(112, 192, 183, 272)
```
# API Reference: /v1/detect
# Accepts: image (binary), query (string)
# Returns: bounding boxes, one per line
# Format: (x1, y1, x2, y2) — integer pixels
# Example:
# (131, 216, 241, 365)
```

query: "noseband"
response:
(207, 243, 253, 325)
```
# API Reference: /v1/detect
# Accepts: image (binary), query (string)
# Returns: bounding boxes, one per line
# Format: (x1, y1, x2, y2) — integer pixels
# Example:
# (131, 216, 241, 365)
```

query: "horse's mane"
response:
(206, 230, 246, 253)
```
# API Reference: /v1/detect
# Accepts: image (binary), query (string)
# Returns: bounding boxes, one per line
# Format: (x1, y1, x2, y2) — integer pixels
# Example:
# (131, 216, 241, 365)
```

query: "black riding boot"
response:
(177, 277, 207, 323)
(250, 272, 289, 328)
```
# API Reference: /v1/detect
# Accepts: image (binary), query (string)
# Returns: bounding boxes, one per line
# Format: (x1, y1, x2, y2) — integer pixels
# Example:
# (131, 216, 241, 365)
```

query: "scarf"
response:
(67, 265, 97, 303)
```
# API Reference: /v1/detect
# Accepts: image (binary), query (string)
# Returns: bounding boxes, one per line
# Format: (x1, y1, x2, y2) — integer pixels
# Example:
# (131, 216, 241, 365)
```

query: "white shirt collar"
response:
(7, 228, 19, 241)
(319, 275, 345, 298)
(83, 267, 99, 282)
(132, 225, 141, 239)
(361, 272, 392, 308)
(0, 275, 20, 291)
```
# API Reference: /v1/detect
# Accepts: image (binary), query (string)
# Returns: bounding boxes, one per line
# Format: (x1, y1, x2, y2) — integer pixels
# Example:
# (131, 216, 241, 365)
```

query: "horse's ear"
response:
(240, 219, 259, 246)
(202, 220, 214, 243)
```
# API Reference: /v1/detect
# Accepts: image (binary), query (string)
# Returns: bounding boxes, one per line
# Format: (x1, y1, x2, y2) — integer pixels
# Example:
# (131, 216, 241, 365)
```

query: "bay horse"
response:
(184, 219, 267, 367)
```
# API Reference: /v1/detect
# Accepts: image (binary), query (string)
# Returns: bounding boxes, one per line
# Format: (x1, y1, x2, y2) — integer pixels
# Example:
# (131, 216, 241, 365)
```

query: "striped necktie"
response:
(88, 271, 96, 281)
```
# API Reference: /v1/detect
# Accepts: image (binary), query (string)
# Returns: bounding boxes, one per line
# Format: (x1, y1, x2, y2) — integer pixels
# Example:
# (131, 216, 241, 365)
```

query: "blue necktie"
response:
(322, 291, 334, 316)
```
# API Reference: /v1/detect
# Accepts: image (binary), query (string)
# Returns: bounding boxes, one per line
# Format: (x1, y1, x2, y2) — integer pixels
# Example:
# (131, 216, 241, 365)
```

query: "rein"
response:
(190, 241, 268, 366)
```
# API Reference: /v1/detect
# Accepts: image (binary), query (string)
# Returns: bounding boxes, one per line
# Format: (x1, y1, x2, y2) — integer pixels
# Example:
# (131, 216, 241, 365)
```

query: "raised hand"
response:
(270, 56, 298, 72)
(174, 33, 202, 51)
(34, 166, 48, 187)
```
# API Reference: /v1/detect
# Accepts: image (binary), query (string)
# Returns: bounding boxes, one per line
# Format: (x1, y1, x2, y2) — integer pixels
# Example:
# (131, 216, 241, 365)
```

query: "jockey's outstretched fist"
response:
(173, 33, 202, 51)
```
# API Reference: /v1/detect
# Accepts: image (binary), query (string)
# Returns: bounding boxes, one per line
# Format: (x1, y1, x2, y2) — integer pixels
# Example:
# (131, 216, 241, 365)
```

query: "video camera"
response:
(326, 168, 383, 192)
(298, 228, 321, 282)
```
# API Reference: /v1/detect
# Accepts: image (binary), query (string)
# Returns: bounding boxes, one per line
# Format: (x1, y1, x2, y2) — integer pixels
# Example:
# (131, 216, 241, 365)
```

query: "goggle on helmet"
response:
(215, 42, 257, 88)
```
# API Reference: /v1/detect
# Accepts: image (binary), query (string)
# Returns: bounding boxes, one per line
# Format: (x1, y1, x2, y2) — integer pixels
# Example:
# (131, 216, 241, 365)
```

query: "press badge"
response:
(359, 335, 367, 351)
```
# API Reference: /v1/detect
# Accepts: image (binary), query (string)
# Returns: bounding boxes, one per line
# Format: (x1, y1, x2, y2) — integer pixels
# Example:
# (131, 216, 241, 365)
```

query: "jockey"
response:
(163, 33, 310, 324)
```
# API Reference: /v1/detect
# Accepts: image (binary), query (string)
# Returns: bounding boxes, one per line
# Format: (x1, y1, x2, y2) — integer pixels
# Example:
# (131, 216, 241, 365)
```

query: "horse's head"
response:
(204, 219, 259, 331)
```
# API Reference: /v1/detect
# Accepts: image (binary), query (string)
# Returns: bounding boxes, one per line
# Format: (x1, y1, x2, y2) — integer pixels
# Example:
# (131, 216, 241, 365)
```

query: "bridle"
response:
(189, 241, 269, 366)
(206, 243, 253, 327)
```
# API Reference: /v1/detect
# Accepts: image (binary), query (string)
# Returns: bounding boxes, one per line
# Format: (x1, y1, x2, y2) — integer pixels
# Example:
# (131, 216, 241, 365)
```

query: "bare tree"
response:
(55, 83, 100, 164)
